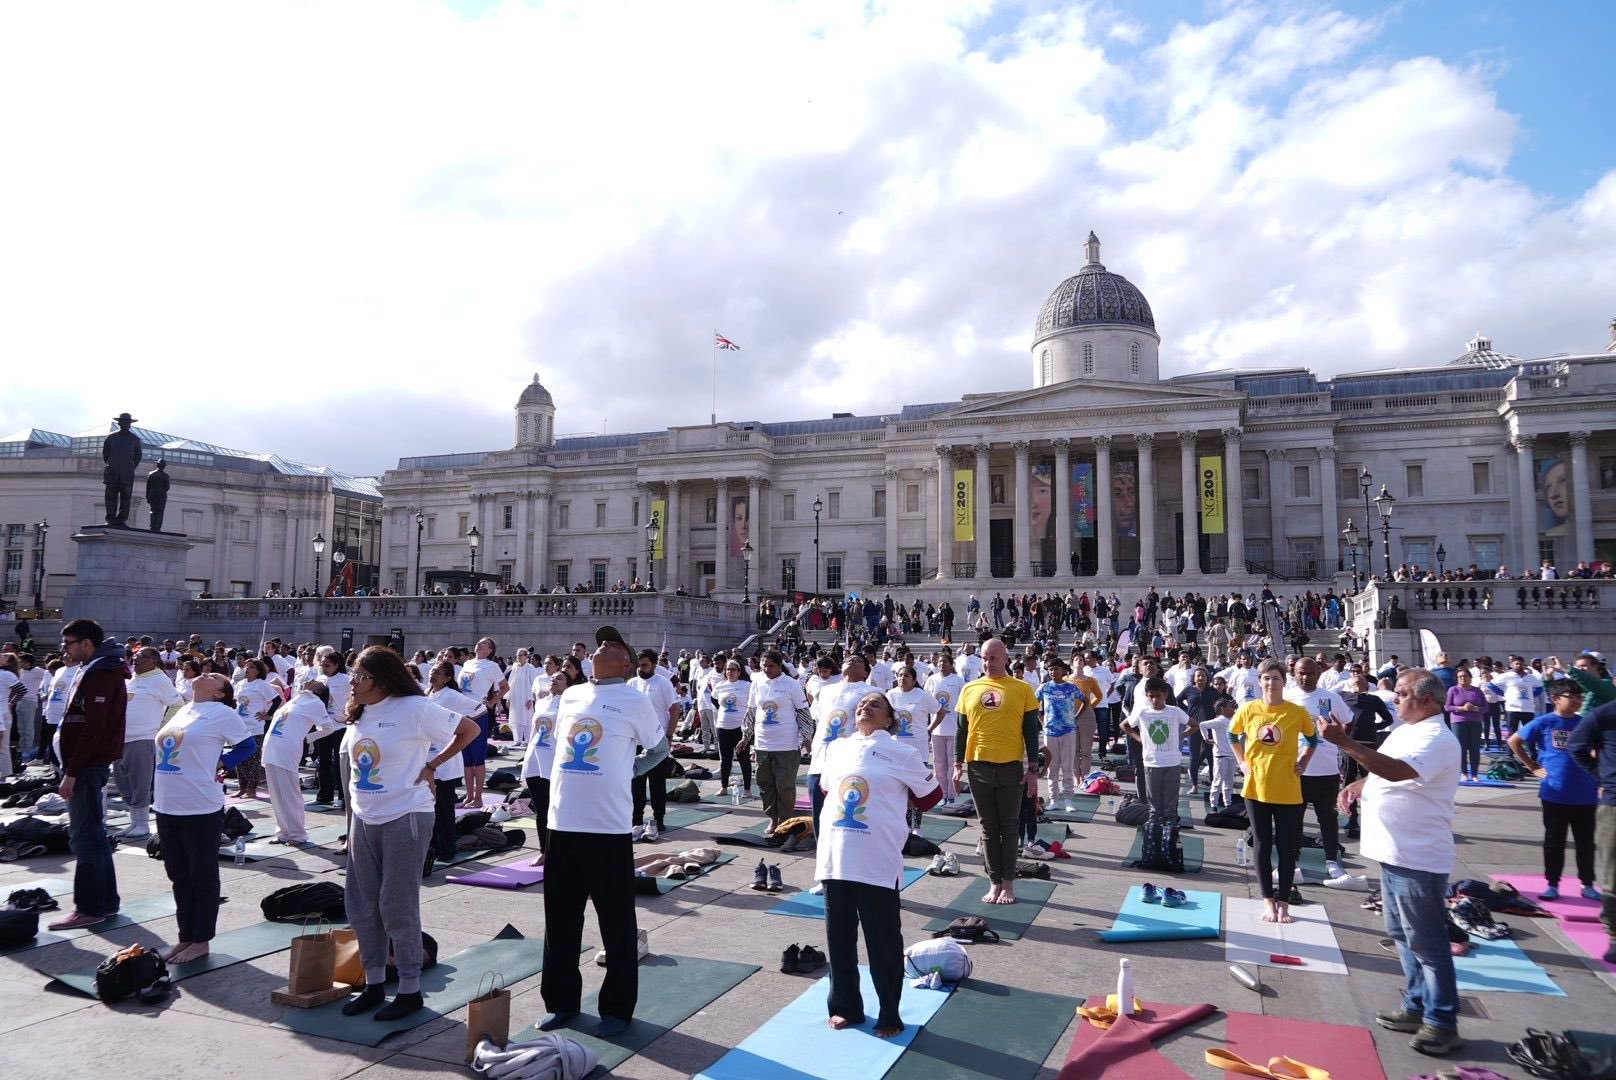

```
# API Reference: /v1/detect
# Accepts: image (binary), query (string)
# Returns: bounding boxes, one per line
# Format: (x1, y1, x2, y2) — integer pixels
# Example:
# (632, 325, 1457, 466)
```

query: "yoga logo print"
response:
(155, 726, 185, 772)
(980, 689, 1002, 711)
(831, 775, 871, 830)
(560, 716, 604, 772)
(761, 701, 779, 726)
(533, 715, 553, 748)
(352, 738, 384, 790)
(823, 708, 850, 742)
(896, 710, 913, 737)
(1256, 722, 1281, 746)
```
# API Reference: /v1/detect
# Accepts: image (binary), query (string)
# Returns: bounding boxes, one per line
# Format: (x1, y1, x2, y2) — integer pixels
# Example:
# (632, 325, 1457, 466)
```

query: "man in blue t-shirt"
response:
(1508, 680, 1601, 901)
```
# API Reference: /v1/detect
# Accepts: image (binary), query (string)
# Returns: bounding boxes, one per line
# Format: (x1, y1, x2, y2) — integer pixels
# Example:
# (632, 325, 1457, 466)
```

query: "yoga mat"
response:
(1224, 896, 1348, 974)
(0, 877, 72, 899)
(1452, 936, 1566, 995)
(513, 955, 758, 1072)
(1296, 845, 1330, 884)
(1042, 795, 1099, 823)
(918, 817, 965, 844)
(766, 867, 926, 920)
(716, 822, 793, 849)
(921, 877, 1056, 941)
(1177, 795, 1196, 829)
(1493, 873, 1601, 923)
(1557, 916, 1616, 974)
(0, 892, 178, 957)
(46, 917, 352, 997)
(1097, 886, 1222, 943)
(695, 965, 951, 1080)
(1120, 830, 1205, 873)
(1224, 1010, 1387, 1080)
(1062, 999, 1218, 1079)
(429, 844, 519, 875)
(447, 863, 545, 889)
(886, 978, 1078, 1080)
(1036, 822, 1069, 845)
(219, 821, 348, 861)
(636, 852, 736, 895)
(660, 804, 730, 830)
(1459, 778, 1514, 788)
(453, 792, 508, 819)
(275, 924, 549, 1045)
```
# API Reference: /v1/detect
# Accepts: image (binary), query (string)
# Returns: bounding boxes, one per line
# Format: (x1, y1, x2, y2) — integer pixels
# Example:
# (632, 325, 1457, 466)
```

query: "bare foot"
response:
(162, 942, 191, 962)
(528, 853, 546, 867)
(1275, 903, 1293, 925)
(170, 942, 210, 964)
(1261, 898, 1279, 923)
(828, 1015, 854, 1030)
(996, 888, 1018, 905)
(874, 1023, 904, 1038)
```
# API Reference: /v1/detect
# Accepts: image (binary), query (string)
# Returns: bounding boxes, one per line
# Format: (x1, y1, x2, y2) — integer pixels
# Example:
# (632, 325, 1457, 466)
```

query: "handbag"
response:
(287, 918, 336, 996)
(931, 916, 1001, 944)
(465, 973, 512, 1064)
(95, 943, 168, 1003)
(331, 927, 363, 986)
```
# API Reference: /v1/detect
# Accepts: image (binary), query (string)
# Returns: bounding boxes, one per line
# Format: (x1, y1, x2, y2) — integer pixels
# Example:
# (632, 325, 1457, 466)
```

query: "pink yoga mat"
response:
(1060, 998, 1217, 1080)
(1224, 1010, 1386, 1080)
(446, 863, 545, 889)
(1491, 873, 1615, 974)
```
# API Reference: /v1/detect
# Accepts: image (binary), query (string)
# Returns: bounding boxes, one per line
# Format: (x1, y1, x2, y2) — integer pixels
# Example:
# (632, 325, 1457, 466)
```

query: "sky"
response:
(3, 0, 1613, 478)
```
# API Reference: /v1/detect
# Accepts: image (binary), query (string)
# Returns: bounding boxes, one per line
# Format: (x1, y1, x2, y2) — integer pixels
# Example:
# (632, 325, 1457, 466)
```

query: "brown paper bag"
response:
(288, 922, 335, 996)
(465, 973, 511, 1064)
(331, 927, 363, 987)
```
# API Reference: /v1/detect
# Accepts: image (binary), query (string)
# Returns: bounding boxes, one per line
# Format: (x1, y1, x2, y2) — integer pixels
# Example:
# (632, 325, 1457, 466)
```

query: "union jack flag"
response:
(715, 333, 740, 351)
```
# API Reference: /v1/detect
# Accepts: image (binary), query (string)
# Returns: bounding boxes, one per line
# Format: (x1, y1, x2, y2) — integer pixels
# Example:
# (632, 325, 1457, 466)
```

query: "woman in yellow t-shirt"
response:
(1231, 659, 1317, 925)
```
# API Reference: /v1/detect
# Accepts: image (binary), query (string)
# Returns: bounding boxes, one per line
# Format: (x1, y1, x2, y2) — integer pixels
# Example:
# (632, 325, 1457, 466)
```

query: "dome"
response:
(517, 373, 554, 407)
(1034, 232, 1156, 338)
(1448, 334, 1519, 370)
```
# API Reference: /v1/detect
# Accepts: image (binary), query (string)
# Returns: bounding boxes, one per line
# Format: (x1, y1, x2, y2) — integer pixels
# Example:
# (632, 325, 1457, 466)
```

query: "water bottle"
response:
(1236, 835, 1248, 866)
(730, 781, 741, 806)
(233, 836, 247, 865)
(1106, 795, 1117, 814)
(1115, 958, 1136, 1017)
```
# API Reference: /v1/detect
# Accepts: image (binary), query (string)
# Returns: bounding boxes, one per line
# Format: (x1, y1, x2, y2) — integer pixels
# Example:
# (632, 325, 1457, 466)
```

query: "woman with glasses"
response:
(713, 660, 754, 801)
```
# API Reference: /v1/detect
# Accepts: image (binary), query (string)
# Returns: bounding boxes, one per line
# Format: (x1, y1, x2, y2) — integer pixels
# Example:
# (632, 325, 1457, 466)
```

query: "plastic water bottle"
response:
(1235, 835, 1248, 866)
(730, 781, 741, 806)
(1115, 958, 1135, 1017)
(233, 836, 247, 865)
(1106, 795, 1118, 814)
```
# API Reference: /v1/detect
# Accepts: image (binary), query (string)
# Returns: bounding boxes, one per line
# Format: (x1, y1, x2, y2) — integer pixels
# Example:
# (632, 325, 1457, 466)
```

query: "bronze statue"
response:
(146, 459, 171, 532)
(103, 412, 143, 526)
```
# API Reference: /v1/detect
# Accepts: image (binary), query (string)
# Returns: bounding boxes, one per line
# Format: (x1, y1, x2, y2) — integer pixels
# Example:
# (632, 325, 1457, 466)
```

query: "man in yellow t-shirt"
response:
(955, 638, 1040, 905)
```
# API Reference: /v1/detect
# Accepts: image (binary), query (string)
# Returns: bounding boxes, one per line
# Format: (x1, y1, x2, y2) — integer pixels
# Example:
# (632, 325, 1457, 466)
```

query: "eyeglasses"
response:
(61, 638, 83, 646)
(350, 673, 374, 683)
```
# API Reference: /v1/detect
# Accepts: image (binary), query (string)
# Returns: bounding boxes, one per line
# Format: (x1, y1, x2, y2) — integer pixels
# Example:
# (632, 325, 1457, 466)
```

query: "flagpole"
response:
(711, 330, 717, 426)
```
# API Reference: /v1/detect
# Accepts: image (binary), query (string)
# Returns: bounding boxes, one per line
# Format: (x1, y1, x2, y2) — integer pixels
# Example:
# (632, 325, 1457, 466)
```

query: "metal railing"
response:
(183, 592, 734, 623)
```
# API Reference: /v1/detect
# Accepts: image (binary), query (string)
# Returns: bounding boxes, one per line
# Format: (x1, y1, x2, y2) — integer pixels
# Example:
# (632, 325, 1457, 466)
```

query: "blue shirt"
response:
(1518, 711, 1599, 806)
(1037, 681, 1079, 739)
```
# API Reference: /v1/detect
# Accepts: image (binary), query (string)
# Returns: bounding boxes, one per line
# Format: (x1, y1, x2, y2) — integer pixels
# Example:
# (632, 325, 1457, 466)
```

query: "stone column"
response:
(883, 468, 900, 586)
(1513, 435, 1537, 570)
(973, 442, 992, 579)
(665, 480, 681, 591)
(534, 490, 551, 588)
(1265, 449, 1286, 569)
(1318, 445, 1339, 574)
(1222, 428, 1244, 574)
(256, 497, 277, 591)
(213, 505, 235, 593)
(1053, 438, 1072, 578)
(1569, 432, 1594, 565)
(935, 446, 953, 581)
(1137, 433, 1156, 577)
(749, 476, 766, 594)
(1095, 436, 1115, 576)
(1012, 441, 1031, 577)
(1178, 432, 1198, 574)
(715, 478, 730, 592)
(514, 491, 530, 586)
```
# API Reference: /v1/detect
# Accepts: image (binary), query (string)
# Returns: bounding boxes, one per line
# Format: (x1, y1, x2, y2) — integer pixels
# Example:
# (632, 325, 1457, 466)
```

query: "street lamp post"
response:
(467, 525, 481, 577)
(414, 511, 425, 595)
(743, 539, 754, 604)
(1358, 467, 1373, 542)
(646, 518, 660, 590)
(1342, 517, 1360, 593)
(312, 532, 325, 594)
(812, 495, 823, 595)
(33, 520, 48, 611)
(1374, 485, 1396, 580)
(1436, 543, 1447, 579)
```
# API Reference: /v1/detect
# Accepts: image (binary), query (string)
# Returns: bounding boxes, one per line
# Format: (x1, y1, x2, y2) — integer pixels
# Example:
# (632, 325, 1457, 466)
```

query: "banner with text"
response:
(1072, 463, 1095, 538)
(1198, 456, 1224, 535)
(650, 500, 665, 558)
(953, 469, 974, 542)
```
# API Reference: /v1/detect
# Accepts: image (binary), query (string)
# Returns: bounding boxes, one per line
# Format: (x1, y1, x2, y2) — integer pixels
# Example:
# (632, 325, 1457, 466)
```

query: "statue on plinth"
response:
(146, 460, 171, 532)
(103, 412, 143, 527)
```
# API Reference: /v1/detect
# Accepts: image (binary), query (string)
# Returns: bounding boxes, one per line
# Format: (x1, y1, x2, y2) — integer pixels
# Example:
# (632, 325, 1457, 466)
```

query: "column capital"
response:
(1221, 427, 1243, 443)
(1264, 447, 1286, 461)
(634, 481, 652, 492)
(1093, 434, 1113, 449)
(881, 468, 898, 479)
(535, 485, 552, 500)
(715, 476, 731, 489)
(1052, 437, 1070, 450)
(746, 474, 764, 486)
(1012, 440, 1031, 454)
(921, 466, 937, 478)
(1176, 431, 1198, 445)
(935, 444, 953, 457)
(1568, 430, 1592, 446)
(973, 441, 992, 456)
(1136, 433, 1155, 446)
(1316, 444, 1337, 459)
(1512, 434, 1536, 452)
(667, 479, 681, 490)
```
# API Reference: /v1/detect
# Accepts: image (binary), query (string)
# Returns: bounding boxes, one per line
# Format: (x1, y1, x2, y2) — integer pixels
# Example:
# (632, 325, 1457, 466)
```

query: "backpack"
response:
(683, 766, 712, 781)
(1487, 759, 1526, 782)
(260, 882, 348, 922)
(1115, 795, 1149, 828)
(456, 811, 493, 835)
(0, 908, 39, 949)
(1449, 897, 1511, 940)
(1015, 860, 1051, 879)
(903, 937, 974, 982)
(457, 826, 513, 852)
(667, 780, 702, 803)
(1083, 775, 1121, 796)
(931, 916, 1001, 944)
(220, 806, 254, 840)
(1136, 820, 1184, 873)
(486, 769, 521, 792)
(384, 932, 438, 982)
(94, 943, 168, 1003)
(902, 833, 941, 858)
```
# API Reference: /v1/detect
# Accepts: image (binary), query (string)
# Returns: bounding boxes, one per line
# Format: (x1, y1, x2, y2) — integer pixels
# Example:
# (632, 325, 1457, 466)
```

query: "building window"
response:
(183, 509, 203, 534)
(4, 525, 22, 546)
(827, 492, 840, 519)
(905, 483, 920, 513)
(1082, 341, 1094, 376)
(631, 499, 639, 526)
(705, 497, 717, 524)
(594, 502, 607, 529)
(553, 562, 570, 589)
(1041, 349, 1052, 382)
(782, 493, 795, 521)
(1338, 465, 1357, 496)
(498, 561, 513, 586)
(458, 513, 469, 537)
(1292, 540, 1317, 577)
(904, 552, 922, 586)
(627, 557, 637, 583)
(825, 556, 843, 591)
(1469, 538, 1500, 571)
(557, 503, 570, 530)
(873, 487, 886, 518)
(3, 550, 20, 595)
(1246, 540, 1268, 566)
(1129, 341, 1141, 375)
(393, 571, 406, 594)
(1405, 464, 1424, 498)
(1405, 539, 1433, 573)
(1471, 461, 1491, 495)
(591, 561, 608, 592)
(872, 553, 887, 586)
(426, 515, 436, 539)
(236, 517, 252, 541)
(230, 580, 252, 598)
(1242, 467, 1261, 501)
(1539, 538, 1556, 567)
(1292, 465, 1311, 499)
(781, 558, 797, 593)
(502, 504, 513, 530)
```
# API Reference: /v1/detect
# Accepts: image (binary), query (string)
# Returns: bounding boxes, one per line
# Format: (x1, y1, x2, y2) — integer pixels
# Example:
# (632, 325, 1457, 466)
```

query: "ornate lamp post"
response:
(743, 539, 754, 604)
(468, 525, 481, 576)
(1358, 467, 1373, 541)
(1436, 543, 1447, 579)
(812, 495, 823, 595)
(646, 518, 660, 590)
(414, 511, 425, 595)
(1374, 485, 1396, 580)
(312, 531, 325, 594)
(1342, 517, 1360, 593)
(33, 520, 48, 611)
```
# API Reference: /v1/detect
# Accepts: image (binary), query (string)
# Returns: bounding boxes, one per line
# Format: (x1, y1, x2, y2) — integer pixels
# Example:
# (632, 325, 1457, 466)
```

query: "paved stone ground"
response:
(1, 763, 1611, 1079)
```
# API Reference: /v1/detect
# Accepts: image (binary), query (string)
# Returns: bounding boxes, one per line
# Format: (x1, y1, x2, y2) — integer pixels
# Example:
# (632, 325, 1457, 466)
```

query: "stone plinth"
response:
(63, 526, 195, 635)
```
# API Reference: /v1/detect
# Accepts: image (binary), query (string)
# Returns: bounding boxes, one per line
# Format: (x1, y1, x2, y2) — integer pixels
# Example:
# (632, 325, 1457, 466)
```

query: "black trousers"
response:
(1249, 800, 1303, 900)
(1543, 800, 1597, 886)
(823, 879, 903, 1029)
(631, 758, 673, 829)
(1126, 735, 1147, 800)
(430, 778, 461, 863)
(718, 727, 751, 791)
(314, 729, 344, 804)
(1095, 706, 1115, 755)
(967, 761, 1024, 886)
(525, 776, 551, 854)
(1299, 774, 1342, 861)
(541, 830, 638, 1020)
(157, 810, 222, 943)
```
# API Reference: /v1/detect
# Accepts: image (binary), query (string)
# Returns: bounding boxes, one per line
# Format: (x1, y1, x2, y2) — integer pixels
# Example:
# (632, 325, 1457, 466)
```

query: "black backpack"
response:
(1137, 820, 1184, 873)
(1115, 795, 1150, 828)
(486, 769, 521, 792)
(0, 908, 39, 948)
(1015, 860, 1051, 879)
(455, 811, 493, 835)
(260, 882, 348, 922)
(220, 806, 254, 840)
(95, 944, 168, 1003)
(931, 916, 1001, 944)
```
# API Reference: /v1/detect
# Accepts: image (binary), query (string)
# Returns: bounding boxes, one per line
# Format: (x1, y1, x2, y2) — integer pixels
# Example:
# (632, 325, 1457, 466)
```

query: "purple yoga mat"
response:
(446, 863, 545, 889)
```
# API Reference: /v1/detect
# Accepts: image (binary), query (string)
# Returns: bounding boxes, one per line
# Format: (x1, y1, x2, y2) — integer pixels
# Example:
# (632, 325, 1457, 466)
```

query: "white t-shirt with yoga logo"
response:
(712, 678, 749, 731)
(522, 695, 563, 780)
(924, 672, 964, 738)
(341, 695, 460, 826)
(262, 692, 337, 772)
(748, 673, 808, 753)
(547, 680, 664, 835)
(428, 687, 482, 781)
(808, 680, 874, 776)
(885, 686, 940, 743)
(815, 729, 935, 889)
(152, 701, 256, 817)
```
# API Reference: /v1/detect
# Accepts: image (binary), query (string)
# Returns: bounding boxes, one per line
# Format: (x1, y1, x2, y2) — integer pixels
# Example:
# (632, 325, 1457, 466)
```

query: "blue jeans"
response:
(1381, 863, 1457, 1031)
(68, 765, 121, 917)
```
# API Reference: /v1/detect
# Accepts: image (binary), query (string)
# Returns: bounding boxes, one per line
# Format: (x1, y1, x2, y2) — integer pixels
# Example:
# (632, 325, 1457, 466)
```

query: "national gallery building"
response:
(380, 234, 1616, 599)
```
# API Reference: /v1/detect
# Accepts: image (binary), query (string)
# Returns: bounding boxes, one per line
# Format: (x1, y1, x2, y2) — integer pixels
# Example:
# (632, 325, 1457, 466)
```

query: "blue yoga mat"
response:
(1097, 886, 1222, 943)
(766, 868, 926, 920)
(1452, 937, 1565, 996)
(695, 965, 951, 1080)
(1459, 779, 1515, 789)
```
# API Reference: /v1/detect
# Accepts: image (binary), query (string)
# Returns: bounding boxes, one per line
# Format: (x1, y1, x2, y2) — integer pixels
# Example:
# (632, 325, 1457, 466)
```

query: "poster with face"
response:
(1030, 459, 1055, 567)
(1538, 458, 1569, 534)
(1113, 461, 1138, 538)
(729, 494, 749, 557)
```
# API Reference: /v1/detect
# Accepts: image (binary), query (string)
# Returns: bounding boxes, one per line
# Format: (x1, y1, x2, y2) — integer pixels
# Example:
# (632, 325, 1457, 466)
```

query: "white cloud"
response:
(0, 0, 1611, 477)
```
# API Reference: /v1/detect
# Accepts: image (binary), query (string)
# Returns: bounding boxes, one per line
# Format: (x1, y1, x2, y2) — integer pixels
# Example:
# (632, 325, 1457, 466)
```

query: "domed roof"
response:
(1448, 334, 1518, 369)
(517, 373, 554, 407)
(1034, 232, 1156, 338)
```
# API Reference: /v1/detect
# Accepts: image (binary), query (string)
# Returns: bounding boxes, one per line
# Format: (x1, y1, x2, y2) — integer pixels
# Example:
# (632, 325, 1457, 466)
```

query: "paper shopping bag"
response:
(465, 973, 512, 1063)
(331, 927, 363, 986)
(288, 922, 335, 996)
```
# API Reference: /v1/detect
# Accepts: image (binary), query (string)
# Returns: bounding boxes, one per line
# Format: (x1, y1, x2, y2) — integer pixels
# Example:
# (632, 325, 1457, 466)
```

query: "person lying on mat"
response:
(818, 692, 942, 1038)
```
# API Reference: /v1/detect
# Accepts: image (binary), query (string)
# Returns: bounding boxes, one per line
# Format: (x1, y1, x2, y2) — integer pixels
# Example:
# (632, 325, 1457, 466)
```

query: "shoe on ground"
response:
(927, 854, 947, 875)
(780, 943, 800, 974)
(808, 882, 825, 896)
(1142, 883, 1161, 904)
(1374, 1008, 1424, 1033)
(1162, 888, 1186, 908)
(1539, 884, 1560, 901)
(1023, 844, 1054, 861)
(750, 859, 769, 891)
(1581, 884, 1601, 900)
(631, 825, 645, 842)
(643, 822, 658, 842)
(1324, 873, 1371, 892)
(1409, 1024, 1462, 1057)
(797, 944, 825, 971)
(47, 911, 109, 931)
(941, 853, 960, 876)
(766, 864, 784, 892)
(1325, 860, 1343, 879)
(595, 929, 649, 967)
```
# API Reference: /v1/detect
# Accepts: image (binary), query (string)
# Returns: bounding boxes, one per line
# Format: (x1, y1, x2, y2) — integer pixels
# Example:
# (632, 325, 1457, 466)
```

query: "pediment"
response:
(941, 378, 1244, 420)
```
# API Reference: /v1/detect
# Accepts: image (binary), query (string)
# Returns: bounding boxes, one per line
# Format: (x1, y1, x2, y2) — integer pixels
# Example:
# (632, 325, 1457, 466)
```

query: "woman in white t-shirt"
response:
(338, 648, 479, 1023)
(425, 662, 485, 867)
(522, 670, 576, 865)
(924, 653, 965, 804)
(261, 682, 337, 844)
(232, 659, 281, 801)
(152, 673, 258, 965)
(713, 661, 754, 799)
(175, 658, 202, 703)
(885, 667, 940, 747)
(817, 692, 941, 1039)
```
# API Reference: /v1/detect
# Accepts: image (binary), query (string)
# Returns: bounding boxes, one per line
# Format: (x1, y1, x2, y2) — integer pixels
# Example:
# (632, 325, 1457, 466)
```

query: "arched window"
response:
(1129, 341, 1141, 375)
(1082, 341, 1094, 376)
(1041, 349, 1052, 383)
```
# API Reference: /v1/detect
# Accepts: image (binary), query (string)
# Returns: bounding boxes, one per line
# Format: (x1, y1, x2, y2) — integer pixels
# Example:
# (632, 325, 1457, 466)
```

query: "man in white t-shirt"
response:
(627, 649, 681, 839)
(1218, 653, 1262, 707)
(570, 640, 594, 679)
(1491, 655, 1543, 738)
(746, 649, 810, 834)
(1082, 650, 1118, 757)
(538, 625, 669, 1039)
(958, 641, 985, 683)
(119, 647, 181, 839)
(16, 654, 47, 758)
(867, 646, 895, 692)
(1322, 668, 1462, 1058)
(1285, 657, 1354, 878)
(1164, 651, 1196, 697)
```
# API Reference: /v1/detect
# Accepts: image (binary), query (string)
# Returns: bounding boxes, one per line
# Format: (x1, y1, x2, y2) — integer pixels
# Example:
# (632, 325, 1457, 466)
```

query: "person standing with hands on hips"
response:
(954, 638, 1040, 906)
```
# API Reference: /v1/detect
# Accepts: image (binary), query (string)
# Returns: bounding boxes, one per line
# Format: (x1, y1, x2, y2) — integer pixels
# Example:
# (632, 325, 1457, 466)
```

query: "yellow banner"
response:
(952, 469, 974, 542)
(649, 500, 666, 558)
(1199, 456, 1224, 535)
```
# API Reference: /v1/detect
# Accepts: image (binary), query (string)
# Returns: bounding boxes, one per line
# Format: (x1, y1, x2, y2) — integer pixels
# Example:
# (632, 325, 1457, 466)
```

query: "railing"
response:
(1028, 561, 1056, 578)
(181, 592, 741, 624)
(1243, 559, 1328, 582)
(1355, 580, 1614, 629)
(952, 563, 976, 578)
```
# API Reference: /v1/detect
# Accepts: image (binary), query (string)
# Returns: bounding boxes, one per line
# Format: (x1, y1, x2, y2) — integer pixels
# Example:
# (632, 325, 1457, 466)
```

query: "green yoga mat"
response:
(1042, 796, 1098, 823)
(660, 804, 730, 830)
(918, 817, 966, 844)
(1, 877, 72, 899)
(886, 979, 1077, 1080)
(1121, 830, 1205, 873)
(275, 924, 549, 1046)
(636, 852, 736, 895)
(921, 877, 1056, 941)
(46, 917, 353, 997)
(512, 955, 758, 1070)
(716, 821, 796, 849)
(1036, 822, 1069, 845)
(0, 892, 178, 957)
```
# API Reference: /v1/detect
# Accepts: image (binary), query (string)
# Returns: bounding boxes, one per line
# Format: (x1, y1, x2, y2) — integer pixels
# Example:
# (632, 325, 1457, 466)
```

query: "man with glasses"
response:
(52, 619, 128, 930)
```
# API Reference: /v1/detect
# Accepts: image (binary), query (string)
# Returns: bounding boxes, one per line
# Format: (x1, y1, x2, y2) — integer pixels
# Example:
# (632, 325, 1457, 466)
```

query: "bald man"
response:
(954, 638, 1040, 904)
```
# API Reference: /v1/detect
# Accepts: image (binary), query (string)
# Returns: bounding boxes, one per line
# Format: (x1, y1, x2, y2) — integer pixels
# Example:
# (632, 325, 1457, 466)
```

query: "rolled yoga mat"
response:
(920, 877, 1056, 941)
(1097, 886, 1222, 943)
(886, 978, 1077, 1080)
